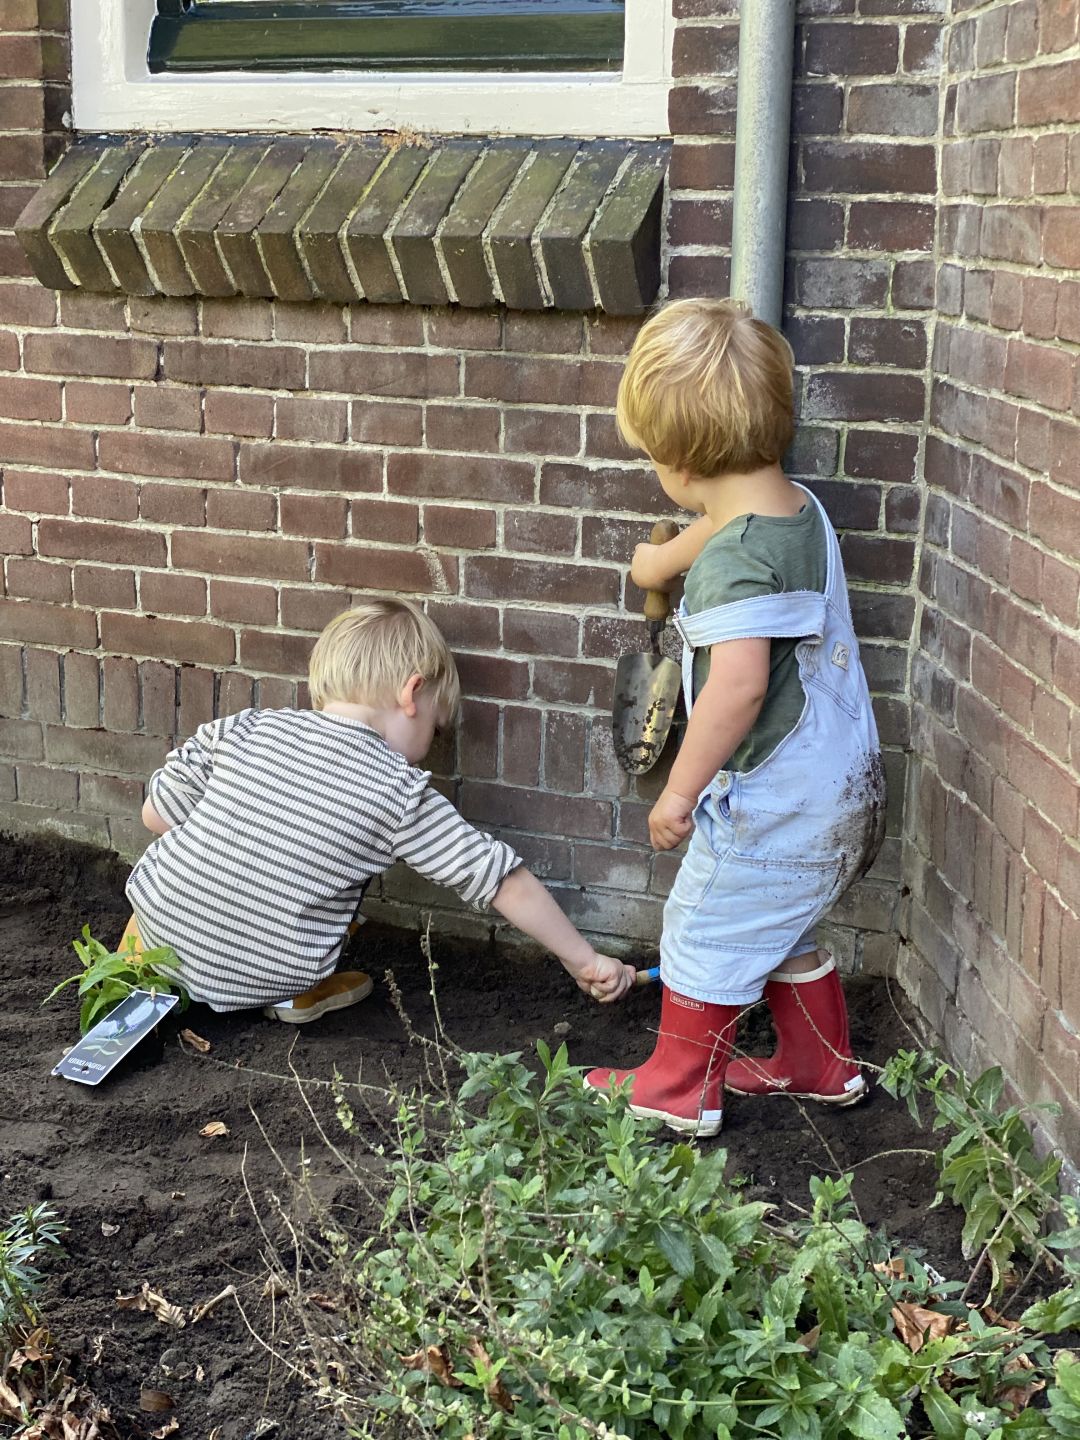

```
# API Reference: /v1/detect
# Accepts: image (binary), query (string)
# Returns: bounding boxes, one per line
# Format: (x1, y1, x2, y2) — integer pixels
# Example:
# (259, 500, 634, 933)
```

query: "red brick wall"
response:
(0, 0, 930, 965)
(900, 0, 1080, 1161)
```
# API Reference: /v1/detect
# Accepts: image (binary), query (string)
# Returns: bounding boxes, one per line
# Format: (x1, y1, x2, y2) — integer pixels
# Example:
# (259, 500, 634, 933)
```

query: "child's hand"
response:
(649, 787, 696, 851)
(572, 952, 636, 1003)
(630, 517, 715, 592)
(630, 542, 674, 593)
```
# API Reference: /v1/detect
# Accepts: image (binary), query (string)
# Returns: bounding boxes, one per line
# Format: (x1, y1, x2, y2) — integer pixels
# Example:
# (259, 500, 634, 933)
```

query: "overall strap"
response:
(792, 481, 852, 621)
(674, 589, 827, 649)
(675, 589, 827, 717)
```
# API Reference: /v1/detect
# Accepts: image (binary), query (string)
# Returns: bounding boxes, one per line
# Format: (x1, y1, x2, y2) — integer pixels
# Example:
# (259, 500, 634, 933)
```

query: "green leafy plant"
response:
(0, 1205, 65, 1342)
(882, 1051, 1074, 1299)
(45, 926, 188, 1032)
(292, 1041, 1080, 1440)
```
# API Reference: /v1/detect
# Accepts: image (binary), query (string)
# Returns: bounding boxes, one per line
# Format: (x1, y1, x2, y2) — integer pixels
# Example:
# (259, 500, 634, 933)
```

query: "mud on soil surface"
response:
(0, 833, 960, 1439)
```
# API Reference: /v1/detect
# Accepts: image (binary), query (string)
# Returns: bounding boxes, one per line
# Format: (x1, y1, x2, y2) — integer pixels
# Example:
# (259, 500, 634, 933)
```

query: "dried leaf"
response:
(982, 1304, 1021, 1332)
(140, 1388, 174, 1413)
(181, 1028, 211, 1054)
(401, 1344, 460, 1388)
(262, 1274, 288, 1300)
(873, 1257, 907, 1280)
(17, 1384, 116, 1440)
(100, 1223, 119, 1238)
(116, 1282, 186, 1329)
(0, 1377, 21, 1418)
(24, 1323, 51, 1350)
(199, 1121, 228, 1138)
(152, 1421, 180, 1439)
(307, 1293, 338, 1313)
(467, 1338, 515, 1414)
(798, 1324, 822, 1351)
(9, 1342, 51, 1371)
(891, 1301, 954, 1353)
(999, 1352, 1046, 1414)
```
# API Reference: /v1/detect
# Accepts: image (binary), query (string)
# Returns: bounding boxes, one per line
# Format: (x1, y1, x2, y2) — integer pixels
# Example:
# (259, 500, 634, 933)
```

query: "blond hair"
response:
(308, 599, 460, 719)
(616, 298, 795, 478)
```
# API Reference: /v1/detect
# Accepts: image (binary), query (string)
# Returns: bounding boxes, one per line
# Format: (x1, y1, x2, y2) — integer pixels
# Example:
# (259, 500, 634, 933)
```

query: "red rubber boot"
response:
(725, 956, 867, 1105)
(585, 987, 741, 1137)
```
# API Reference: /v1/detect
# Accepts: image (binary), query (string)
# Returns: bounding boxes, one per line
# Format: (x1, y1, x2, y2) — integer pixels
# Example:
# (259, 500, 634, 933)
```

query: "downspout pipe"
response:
(729, 0, 797, 329)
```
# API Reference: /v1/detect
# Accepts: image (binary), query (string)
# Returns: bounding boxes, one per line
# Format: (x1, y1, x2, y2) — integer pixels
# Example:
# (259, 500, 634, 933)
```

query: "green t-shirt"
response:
(683, 503, 827, 773)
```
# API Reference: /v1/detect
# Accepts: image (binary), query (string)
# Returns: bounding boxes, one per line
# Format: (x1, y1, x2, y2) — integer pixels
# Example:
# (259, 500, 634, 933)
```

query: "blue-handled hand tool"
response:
(634, 965, 661, 987)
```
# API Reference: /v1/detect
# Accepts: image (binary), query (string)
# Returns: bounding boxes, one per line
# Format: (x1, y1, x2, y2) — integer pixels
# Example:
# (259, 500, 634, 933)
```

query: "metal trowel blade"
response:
(612, 652, 682, 775)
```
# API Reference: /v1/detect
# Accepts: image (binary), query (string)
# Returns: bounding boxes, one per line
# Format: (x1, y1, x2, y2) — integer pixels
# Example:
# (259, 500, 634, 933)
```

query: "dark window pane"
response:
(150, 1, 625, 73)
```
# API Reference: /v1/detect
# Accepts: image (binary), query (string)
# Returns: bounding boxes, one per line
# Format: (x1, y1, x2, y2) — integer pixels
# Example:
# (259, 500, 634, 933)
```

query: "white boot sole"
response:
(585, 1083, 724, 1137)
(627, 1102, 724, 1137)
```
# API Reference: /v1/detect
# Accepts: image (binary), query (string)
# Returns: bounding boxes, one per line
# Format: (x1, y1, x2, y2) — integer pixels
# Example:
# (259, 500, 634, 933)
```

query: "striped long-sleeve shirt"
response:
(126, 708, 521, 1011)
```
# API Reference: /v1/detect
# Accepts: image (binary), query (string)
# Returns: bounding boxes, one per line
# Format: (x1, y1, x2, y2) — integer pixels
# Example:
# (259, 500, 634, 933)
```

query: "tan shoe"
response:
(263, 971, 374, 1024)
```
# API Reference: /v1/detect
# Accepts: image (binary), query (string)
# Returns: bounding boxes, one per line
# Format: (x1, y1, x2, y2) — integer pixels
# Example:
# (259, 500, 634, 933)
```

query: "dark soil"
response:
(0, 833, 963, 1440)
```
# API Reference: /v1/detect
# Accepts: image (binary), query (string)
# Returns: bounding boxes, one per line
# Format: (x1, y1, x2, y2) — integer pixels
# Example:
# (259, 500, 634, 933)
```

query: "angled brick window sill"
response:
(16, 135, 669, 315)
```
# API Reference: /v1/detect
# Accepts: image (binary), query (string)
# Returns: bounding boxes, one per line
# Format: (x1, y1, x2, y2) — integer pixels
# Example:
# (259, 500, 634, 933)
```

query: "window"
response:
(149, 1, 624, 75)
(73, 0, 670, 137)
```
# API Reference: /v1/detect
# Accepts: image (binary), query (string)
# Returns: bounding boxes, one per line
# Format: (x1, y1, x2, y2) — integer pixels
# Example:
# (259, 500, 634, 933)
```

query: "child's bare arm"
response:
(391, 789, 634, 1002)
(141, 797, 172, 836)
(631, 515, 714, 592)
(491, 866, 635, 1002)
(649, 638, 770, 851)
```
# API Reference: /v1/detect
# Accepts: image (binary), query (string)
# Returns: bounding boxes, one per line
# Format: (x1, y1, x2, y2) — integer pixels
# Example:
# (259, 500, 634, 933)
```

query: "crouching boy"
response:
(123, 599, 633, 1020)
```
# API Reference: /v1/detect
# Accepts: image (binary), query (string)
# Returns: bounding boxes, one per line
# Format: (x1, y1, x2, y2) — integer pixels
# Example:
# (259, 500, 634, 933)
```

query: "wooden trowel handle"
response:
(643, 519, 681, 623)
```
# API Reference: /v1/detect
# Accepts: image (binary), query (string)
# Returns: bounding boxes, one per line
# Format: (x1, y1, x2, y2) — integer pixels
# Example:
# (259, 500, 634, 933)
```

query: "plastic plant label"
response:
(52, 989, 179, 1085)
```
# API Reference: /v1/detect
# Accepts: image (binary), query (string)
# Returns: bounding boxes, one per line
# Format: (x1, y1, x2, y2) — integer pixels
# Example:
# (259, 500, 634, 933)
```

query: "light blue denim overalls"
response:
(662, 484, 886, 1005)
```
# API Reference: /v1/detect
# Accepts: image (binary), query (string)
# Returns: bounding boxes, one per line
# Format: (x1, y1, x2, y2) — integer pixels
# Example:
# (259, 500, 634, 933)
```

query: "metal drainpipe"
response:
(729, 0, 798, 329)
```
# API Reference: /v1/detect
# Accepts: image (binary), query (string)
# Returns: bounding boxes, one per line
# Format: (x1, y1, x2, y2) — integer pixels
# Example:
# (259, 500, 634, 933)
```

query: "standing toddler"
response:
(587, 299, 885, 1134)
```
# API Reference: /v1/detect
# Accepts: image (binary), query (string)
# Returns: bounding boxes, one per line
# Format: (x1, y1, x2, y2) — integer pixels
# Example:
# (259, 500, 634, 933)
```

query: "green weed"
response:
(0, 1204, 65, 1343)
(294, 1041, 1080, 1440)
(45, 925, 188, 1032)
(882, 1050, 1076, 1300)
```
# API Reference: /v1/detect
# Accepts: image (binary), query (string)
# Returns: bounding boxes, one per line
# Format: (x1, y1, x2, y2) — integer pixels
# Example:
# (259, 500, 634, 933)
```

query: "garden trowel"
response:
(612, 519, 682, 776)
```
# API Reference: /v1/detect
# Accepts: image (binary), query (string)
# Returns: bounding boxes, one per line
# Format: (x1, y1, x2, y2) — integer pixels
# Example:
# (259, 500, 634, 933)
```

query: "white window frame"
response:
(72, 0, 672, 138)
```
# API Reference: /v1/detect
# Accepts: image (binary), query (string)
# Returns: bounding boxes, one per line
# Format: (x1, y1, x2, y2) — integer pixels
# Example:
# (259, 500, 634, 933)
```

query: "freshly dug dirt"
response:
(0, 833, 961, 1439)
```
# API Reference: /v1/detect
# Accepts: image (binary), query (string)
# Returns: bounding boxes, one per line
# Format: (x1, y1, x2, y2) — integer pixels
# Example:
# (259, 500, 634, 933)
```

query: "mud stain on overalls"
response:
(830, 751, 887, 890)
